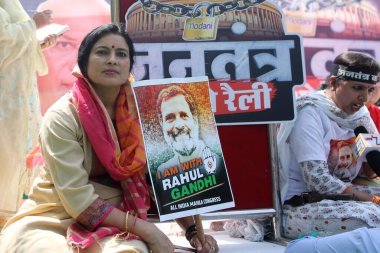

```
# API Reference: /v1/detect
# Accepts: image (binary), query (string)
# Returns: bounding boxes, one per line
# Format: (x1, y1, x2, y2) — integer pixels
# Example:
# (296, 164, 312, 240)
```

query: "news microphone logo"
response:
(353, 126, 380, 176)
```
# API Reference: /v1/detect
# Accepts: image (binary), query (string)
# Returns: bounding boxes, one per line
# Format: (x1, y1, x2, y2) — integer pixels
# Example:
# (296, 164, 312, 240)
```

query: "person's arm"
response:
(288, 107, 347, 193)
(299, 160, 373, 201)
(361, 163, 378, 179)
(32, 9, 52, 29)
(101, 208, 174, 253)
(342, 185, 373, 202)
(40, 106, 111, 226)
(0, 5, 49, 75)
(0, 7, 56, 49)
(40, 106, 174, 253)
(32, 10, 58, 50)
(0, 7, 53, 45)
(299, 160, 348, 194)
(175, 217, 219, 253)
(0, 6, 37, 49)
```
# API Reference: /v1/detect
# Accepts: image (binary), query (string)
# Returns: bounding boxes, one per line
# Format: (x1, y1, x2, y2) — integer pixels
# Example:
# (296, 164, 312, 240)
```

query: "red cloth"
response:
(368, 105, 380, 131)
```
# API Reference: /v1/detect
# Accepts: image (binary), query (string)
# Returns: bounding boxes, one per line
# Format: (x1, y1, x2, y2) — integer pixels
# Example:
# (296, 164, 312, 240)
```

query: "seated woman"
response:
(0, 23, 218, 253)
(277, 51, 380, 239)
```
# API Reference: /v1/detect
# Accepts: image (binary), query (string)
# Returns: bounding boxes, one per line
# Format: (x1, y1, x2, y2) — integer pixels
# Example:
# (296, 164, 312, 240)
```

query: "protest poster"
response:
(132, 76, 235, 221)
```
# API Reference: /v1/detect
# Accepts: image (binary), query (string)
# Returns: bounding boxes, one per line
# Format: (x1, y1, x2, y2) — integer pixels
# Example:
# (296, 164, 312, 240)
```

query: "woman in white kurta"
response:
(0, 0, 56, 226)
(0, 23, 219, 253)
(278, 51, 380, 239)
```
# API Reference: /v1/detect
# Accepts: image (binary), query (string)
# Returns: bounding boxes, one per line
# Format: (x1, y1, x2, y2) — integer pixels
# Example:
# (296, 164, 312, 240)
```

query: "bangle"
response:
(186, 231, 198, 245)
(372, 196, 380, 205)
(185, 224, 197, 242)
(185, 224, 196, 234)
(125, 211, 130, 232)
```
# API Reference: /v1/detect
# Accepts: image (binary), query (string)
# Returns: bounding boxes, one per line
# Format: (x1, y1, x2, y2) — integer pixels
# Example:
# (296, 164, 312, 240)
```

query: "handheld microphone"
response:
(354, 126, 369, 137)
(353, 126, 380, 176)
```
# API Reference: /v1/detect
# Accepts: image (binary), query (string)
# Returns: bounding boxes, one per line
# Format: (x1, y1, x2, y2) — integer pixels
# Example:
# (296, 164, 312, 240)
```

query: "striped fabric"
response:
(67, 76, 150, 249)
(67, 223, 121, 249)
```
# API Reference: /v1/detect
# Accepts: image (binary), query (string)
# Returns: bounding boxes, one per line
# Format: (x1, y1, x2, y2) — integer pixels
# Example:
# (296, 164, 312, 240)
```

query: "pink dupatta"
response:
(66, 76, 150, 249)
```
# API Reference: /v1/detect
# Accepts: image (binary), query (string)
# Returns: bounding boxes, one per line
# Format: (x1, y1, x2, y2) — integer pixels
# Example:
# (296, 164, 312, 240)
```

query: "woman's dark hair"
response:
(333, 51, 380, 77)
(77, 23, 135, 79)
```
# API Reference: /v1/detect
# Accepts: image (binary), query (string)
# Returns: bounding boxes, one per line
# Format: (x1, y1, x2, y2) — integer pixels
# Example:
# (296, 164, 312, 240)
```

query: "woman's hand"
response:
(32, 10, 53, 29)
(190, 234, 219, 253)
(144, 224, 175, 253)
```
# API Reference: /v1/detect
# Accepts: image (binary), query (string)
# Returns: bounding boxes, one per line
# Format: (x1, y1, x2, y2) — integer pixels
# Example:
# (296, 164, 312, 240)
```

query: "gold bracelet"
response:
(125, 211, 130, 232)
(372, 196, 380, 205)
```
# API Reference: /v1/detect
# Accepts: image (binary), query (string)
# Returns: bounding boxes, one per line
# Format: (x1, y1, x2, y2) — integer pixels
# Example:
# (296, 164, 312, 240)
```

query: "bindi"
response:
(111, 45, 115, 48)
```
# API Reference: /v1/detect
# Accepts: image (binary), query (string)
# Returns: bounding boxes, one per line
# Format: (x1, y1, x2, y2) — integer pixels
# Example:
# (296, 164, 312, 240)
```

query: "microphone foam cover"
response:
(354, 126, 368, 136)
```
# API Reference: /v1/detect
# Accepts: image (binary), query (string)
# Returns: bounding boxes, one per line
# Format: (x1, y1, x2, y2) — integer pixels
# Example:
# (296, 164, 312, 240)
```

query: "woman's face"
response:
(87, 33, 131, 90)
(330, 78, 376, 115)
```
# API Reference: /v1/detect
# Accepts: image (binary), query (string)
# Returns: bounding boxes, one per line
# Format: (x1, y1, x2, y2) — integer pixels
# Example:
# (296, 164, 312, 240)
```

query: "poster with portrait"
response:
(328, 138, 357, 182)
(132, 76, 235, 221)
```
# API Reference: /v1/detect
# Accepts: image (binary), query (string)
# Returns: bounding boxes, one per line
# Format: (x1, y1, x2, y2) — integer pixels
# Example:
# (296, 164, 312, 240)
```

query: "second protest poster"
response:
(132, 76, 234, 221)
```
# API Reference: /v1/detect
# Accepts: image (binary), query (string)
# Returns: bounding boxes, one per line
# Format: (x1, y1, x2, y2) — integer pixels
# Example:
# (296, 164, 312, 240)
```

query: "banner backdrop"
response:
(20, 0, 380, 120)
(123, 0, 305, 125)
(132, 76, 234, 220)
(119, 0, 380, 123)
(271, 0, 380, 96)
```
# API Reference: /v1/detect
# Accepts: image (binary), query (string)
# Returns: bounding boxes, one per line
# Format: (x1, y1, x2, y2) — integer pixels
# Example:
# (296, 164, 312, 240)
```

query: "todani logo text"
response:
(186, 22, 214, 31)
